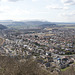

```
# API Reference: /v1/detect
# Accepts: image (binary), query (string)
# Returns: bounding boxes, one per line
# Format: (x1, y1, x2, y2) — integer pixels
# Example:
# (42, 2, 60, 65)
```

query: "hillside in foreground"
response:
(0, 56, 75, 75)
(0, 56, 54, 75)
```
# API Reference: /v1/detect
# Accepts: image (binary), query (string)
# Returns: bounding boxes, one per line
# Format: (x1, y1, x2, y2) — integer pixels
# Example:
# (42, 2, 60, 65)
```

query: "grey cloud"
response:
(0, 0, 21, 2)
(8, 0, 21, 2)
(61, 12, 75, 17)
(66, 2, 75, 5)
(0, 11, 4, 13)
(64, 0, 74, 3)
(62, 0, 75, 5)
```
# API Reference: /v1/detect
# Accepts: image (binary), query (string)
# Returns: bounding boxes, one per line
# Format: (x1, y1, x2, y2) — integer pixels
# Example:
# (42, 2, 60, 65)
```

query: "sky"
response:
(0, 0, 75, 22)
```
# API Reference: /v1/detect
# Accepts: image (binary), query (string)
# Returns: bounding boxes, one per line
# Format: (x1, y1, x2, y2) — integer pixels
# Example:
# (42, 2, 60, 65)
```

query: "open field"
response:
(31, 33, 54, 37)
(64, 26, 75, 29)
(44, 28, 53, 30)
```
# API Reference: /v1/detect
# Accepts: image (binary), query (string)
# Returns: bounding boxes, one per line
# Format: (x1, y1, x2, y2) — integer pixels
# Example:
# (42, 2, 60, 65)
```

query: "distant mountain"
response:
(1, 20, 75, 29)
(0, 20, 56, 29)
(53, 22, 75, 24)
(24, 21, 51, 25)
(0, 20, 13, 22)
(40, 24, 56, 28)
(0, 20, 55, 29)
(0, 24, 7, 30)
(0, 20, 75, 26)
(0, 20, 13, 26)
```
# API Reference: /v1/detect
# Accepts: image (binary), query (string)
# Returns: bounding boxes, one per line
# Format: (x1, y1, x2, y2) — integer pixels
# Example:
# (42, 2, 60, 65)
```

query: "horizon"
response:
(0, 0, 75, 22)
(0, 19, 75, 23)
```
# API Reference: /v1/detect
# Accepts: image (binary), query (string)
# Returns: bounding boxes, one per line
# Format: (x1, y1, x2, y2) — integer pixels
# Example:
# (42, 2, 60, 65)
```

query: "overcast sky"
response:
(0, 0, 75, 22)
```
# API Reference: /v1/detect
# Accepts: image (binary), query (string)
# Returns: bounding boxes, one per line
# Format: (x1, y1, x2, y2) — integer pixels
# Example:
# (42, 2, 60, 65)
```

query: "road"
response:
(0, 37, 4, 46)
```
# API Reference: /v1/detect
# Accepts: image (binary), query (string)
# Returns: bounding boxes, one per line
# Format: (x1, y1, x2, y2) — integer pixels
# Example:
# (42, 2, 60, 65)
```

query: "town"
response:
(0, 27, 75, 73)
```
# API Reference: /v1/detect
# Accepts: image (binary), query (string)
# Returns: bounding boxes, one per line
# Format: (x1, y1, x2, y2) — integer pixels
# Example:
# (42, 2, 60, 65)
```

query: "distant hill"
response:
(0, 20, 56, 29)
(2, 20, 75, 29)
(0, 24, 7, 30)
(40, 24, 56, 28)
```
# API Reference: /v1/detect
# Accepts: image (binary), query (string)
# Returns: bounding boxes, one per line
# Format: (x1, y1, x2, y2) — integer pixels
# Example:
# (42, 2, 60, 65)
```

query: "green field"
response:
(64, 26, 75, 29)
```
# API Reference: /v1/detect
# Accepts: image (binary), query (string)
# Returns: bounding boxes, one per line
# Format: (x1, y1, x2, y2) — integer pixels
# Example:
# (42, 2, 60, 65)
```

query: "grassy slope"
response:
(60, 65, 75, 75)
(0, 56, 54, 75)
